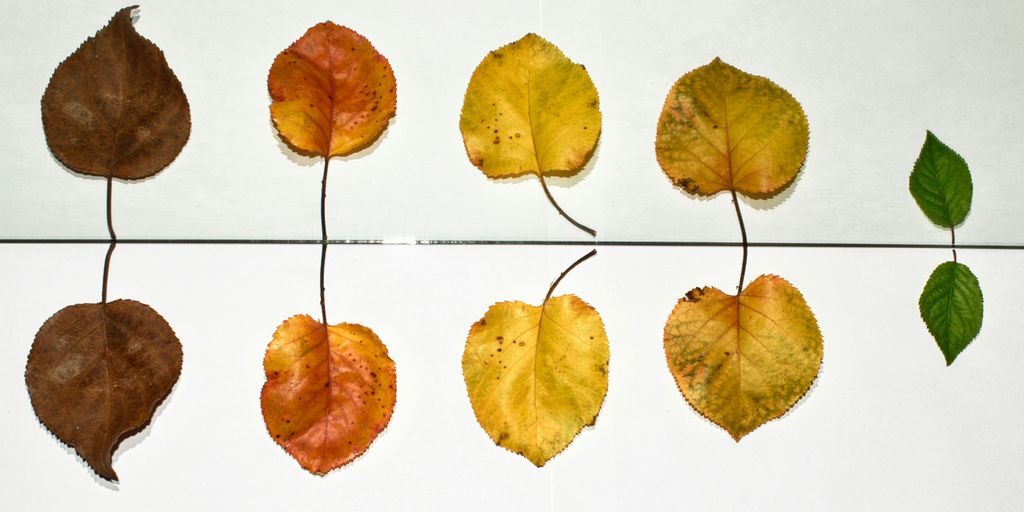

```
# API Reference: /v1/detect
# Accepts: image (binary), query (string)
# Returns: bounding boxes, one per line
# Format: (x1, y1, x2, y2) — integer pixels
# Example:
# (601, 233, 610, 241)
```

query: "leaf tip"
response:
(117, 5, 140, 17)
(110, 5, 139, 31)
(95, 463, 119, 483)
(528, 453, 549, 467)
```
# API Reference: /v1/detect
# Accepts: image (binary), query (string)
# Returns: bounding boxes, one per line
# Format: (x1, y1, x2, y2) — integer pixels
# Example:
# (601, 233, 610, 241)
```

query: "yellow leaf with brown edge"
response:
(655, 58, 808, 199)
(261, 314, 396, 474)
(664, 275, 822, 441)
(462, 295, 609, 466)
(269, 22, 396, 158)
(459, 33, 601, 179)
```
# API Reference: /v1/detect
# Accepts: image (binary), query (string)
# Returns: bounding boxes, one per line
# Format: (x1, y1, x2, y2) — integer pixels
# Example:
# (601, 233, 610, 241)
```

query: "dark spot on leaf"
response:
(685, 288, 706, 302)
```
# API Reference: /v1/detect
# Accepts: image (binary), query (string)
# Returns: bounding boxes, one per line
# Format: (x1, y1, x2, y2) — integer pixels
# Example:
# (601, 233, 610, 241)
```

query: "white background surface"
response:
(1, 0, 1022, 243)
(2, 244, 1023, 510)
(2, 0, 1023, 510)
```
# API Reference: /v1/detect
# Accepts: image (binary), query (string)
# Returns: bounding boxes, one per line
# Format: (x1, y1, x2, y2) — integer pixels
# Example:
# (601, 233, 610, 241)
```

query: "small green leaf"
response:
(919, 261, 983, 365)
(909, 131, 973, 228)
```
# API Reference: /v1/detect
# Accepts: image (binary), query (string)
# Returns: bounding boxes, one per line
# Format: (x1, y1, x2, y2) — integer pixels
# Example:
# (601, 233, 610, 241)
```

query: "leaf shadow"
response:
(109, 377, 180, 475)
(47, 151, 164, 186)
(32, 402, 121, 490)
(544, 137, 601, 189)
(665, 144, 810, 211)
(30, 355, 181, 489)
(776, 352, 823, 423)
(743, 164, 804, 212)
(483, 138, 603, 220)
(268, 112, 398, 169)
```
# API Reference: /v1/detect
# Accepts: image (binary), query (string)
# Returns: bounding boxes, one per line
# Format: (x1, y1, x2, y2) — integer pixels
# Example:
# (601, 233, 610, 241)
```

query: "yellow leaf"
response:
(655, 58, 808, 199)
(459, 33, 601, 179)
(663, 275, 822, 440)
(462, 295, 609, 466)
(261, 314, 396, 474)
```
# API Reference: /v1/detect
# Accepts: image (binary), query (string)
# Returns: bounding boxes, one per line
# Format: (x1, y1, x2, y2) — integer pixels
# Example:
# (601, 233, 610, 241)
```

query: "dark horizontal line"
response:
(0, 239, 1021, 250)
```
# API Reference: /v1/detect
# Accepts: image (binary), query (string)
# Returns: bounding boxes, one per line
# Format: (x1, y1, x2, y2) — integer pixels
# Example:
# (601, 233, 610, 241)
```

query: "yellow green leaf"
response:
(459, 33, 600, 179)
(664, 275, 822, 440)
(462, 295, 609, 466)
(655, 58, 808, 199)
(261, 314, 396, 475)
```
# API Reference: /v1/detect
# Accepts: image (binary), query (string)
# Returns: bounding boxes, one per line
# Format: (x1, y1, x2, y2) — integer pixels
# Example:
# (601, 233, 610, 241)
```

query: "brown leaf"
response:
(25, 300, 183, 481)
(41, 6, 190, 180)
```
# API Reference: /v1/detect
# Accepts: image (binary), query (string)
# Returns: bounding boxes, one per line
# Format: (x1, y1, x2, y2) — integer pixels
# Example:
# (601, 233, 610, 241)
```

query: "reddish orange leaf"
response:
(261, 314, 396, 474)
(268, 22, 396, 158)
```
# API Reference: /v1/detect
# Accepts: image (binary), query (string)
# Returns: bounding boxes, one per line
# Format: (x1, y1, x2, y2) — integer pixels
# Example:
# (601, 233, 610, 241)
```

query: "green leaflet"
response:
(909, 131, 973, 228)
(919, 261, 983, 365)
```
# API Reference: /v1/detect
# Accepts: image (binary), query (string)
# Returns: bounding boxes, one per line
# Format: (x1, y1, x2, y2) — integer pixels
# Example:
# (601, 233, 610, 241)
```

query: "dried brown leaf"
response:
(25, 300, 182, 481)
(41, 6, 190, 180)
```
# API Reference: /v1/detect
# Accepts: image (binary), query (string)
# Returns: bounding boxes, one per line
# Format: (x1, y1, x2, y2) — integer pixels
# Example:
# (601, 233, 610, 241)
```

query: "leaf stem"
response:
(106, 175, 116, 241)
(731, 189, 748, 293)
(320, 158, 330, 326)
(544, 248, 597, 303)
(101, 175, 117, 304)
(538, 173, 596, 238)
(950, 226, 957, 263)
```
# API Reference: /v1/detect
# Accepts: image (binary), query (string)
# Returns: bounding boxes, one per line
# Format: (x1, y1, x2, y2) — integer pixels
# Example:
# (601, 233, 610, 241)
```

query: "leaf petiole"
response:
(538, 173, 596, 238)
(101, 174, 117, 304)
(320, 158, 330, 326)
(950, 226, 957, 263)
(730, 189, 748, 293)
(545, 248, 597, 303)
